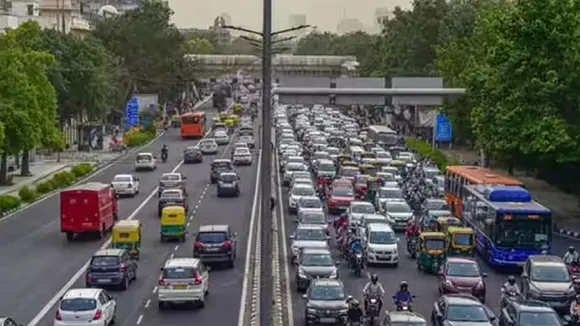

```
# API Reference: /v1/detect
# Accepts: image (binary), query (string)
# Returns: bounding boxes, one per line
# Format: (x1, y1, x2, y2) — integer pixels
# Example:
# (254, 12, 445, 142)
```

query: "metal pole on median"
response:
(260, 0, 273, 323)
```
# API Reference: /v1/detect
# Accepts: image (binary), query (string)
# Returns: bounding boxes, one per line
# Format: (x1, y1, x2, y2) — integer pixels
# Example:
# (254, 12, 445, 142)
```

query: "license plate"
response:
(206, 248, 220, 251)
(320, 318, 335, 323)
(97, 279, 111, 283)
(173, 284, 187, 289)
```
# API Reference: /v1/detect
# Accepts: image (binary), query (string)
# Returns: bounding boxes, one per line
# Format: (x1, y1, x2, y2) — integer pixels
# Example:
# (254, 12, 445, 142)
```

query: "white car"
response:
(239, 133, 255, 148)
(233, 148, 252, 165)
(289, 224, 329, 262)
(134, 153, 156, 171)
(283, 162, 307, 185)
(200, 139, 218, 154)
(288, 184, 317, 213)
(214, 131, 229, 145)
(365, 223, 399, 266)
(158, 258, 209, 309)
(111, 174, 140, 197)
(54, 288, 116, 326)
(297, 196, 324, 215)
(347, 201, 376, 225)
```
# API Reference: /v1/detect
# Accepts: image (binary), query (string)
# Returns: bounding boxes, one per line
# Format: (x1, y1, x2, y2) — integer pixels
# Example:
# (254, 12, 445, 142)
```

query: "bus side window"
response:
(445, 171, 451, 193)
(459, 177, 467, 199)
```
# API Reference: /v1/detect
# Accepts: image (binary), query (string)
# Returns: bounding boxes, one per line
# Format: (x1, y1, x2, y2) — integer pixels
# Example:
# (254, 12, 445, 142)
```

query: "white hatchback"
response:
(111, 174, 140, 197)
(214, 131, 229, 145)
(54, 288, 116, 326)
(158, 258, 210, 309)
(134, 153, 156, 171)
(200, 139, 219, 154)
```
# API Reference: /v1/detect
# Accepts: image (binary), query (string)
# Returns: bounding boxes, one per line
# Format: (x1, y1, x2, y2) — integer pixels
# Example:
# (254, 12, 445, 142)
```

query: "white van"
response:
(365, 223, 399, 267)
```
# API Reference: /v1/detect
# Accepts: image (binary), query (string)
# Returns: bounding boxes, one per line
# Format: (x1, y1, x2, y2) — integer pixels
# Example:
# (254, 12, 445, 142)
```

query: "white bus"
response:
(368, 125, 401, 146)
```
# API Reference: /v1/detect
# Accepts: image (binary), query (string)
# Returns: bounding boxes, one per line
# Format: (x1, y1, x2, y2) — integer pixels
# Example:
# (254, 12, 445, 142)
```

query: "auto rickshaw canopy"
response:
(160, 206, 186, 226)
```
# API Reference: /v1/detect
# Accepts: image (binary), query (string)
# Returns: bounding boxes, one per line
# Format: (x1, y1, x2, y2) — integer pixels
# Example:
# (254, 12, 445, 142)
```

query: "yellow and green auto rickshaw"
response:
(365, 177, 385, 203)
(219, 112, 229, 121)
(390, 159, 407, 172)
(232, 103, 242, 114)
(447, 226, 475, 257)
(361, 151, 375, 160)
(112, 220, 141, 259)
(160, 206, 187, 242)
(337, 154, 352, 166)
(224, 118, 235, 129)
(360, 163, 378, 176)
(369, 159, 391, 169)
(417, 232, 446, 274)
(363, 141, 376, 151)
(171, 114, 180, 128)
(342, 161, 359, 168)
(436, 216, 462, 233)
(229, 114, 240, 125)
(212, 116, 221, 125)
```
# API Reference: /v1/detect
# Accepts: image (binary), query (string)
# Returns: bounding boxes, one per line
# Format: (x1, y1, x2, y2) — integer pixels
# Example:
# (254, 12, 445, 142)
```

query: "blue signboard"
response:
(435, 113, 452, 142)
(125, 96, 139, 129)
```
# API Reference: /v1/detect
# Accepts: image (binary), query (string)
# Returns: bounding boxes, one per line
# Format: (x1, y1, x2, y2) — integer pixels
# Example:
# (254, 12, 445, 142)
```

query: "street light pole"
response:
(260, 0, 273, 323)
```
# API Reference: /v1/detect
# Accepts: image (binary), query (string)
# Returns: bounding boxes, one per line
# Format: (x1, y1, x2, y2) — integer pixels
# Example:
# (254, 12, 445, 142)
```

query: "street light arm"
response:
(240, 35, 262, 45)
(271, 24, 312, 36)
(271, 36, 296, 45)
(222, 25, 264, 36)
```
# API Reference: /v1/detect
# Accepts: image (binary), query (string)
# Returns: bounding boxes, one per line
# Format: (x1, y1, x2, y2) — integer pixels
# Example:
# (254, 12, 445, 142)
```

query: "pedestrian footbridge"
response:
(185, 54, 359, 78)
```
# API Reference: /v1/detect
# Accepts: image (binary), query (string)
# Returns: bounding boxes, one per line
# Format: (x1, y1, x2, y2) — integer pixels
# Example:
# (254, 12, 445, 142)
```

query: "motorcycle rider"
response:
(334, 213, 349, 231)
(393, 281, 413, 310)
(161, 144, 169, 160)
(346, 299, 364, 324)
(349, 235, 364, 269)
(570, 295, 580, 323)
(500, 276, 521, 307)
(565, 246, 580, 265)
(405, 220, 420, 237)
(363, 273, 385, 313)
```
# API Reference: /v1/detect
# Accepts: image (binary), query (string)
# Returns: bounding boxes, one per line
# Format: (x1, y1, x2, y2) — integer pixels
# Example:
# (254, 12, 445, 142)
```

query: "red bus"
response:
(180, 112, 207, 138)
(445, 166, 524, 218)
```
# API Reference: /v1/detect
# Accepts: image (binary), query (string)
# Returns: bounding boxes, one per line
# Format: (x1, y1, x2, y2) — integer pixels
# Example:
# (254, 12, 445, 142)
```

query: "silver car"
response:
(289, 224, 329, 262)
(384, 201, 413, 230)
(295, 248, 338, 292)
(284, 162, 307, 186)
(200, 139, 218, 154)
(233, 148, 252, 165)
(347, 201, 376, 225)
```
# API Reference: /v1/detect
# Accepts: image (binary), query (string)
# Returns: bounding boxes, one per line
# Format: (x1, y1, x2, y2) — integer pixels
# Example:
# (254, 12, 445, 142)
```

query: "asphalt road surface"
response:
(272, 151, 580, 325)
(0, 102, 259, 326)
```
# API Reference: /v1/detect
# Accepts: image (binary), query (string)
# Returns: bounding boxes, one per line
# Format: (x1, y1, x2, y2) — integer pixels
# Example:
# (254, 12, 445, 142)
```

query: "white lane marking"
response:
(136, 314, 143, 325)
(169, 253, 174, 259)
(237, 149, 262, 326)
(27, 161, 184, 326)
(186, 222, 191, 227)
(173, 245, 179, 251)
(144, 299, 151, 309)
(274, 150, 294, 326)
(152, 286, 158, 294)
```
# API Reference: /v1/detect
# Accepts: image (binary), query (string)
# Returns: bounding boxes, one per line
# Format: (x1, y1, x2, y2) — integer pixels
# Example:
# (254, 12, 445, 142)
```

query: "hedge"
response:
(0, 163, 96, 214)
(124, 127, 155, 147)
(405, 138, 459, 170)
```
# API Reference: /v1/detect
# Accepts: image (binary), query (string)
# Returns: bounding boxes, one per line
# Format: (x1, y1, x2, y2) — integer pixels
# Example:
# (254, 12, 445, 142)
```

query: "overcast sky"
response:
(168, 0, 411, 33)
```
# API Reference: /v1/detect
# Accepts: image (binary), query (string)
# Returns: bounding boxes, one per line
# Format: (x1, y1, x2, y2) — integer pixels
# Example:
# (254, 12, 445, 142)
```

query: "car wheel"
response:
(109, 308, 116, 325)
(158, 301, 165, 310)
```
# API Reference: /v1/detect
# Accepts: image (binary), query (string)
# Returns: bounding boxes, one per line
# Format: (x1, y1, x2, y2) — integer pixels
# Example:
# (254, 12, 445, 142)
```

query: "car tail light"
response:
(85, 274, 91, 283)
(329, 200, 336, 207)
(193, 272, 203, 285)
(194, 241, 204, 250)
(158, 275, 167, 286)
(120, 264, 126, 272)
(222, 241, 232, 249)
(93, 309, 102, 320)
(55, 310, 62, 321)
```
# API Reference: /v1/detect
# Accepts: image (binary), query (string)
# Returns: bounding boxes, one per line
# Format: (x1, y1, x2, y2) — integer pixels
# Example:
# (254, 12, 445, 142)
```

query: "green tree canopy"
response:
(184, 36, 214, 54)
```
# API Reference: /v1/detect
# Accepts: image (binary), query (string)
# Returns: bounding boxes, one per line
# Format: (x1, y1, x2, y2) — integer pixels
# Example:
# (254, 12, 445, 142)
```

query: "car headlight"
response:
(298, 269, 307, 278)
(476, 281, 485, 290)
(307, 308, 317, 314)
(329, 269, 338, 278)
(392, 248, 398, 254)
(292, 246, 298, 253)
(339, 309, 348, 314)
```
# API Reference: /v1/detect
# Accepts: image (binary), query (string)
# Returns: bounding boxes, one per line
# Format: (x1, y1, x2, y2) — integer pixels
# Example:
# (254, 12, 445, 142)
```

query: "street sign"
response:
(391, 77, 443, 106)
(125, 96, 139, 129)
(277, 76, 330, 105)
(335, 77, 385, 105)
(435, 113, 452, 142)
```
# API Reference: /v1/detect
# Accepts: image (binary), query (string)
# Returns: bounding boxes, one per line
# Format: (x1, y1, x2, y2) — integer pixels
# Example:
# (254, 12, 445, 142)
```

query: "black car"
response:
(210, 159, 233, 183)
(86, 249, 138, 290)
(217, 172, 240, 197)
(158, 188, 188, 216)
(302, 278, 350, 325)
(499, 299, 565, 326)
(431, 294, 495, 326)
(193, 224, 237, 268)
(184, 146, 203, 163)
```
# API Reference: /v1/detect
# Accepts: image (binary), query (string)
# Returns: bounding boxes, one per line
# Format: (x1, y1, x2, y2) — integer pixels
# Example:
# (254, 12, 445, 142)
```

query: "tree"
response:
(184, 36, 214, 54)
(0, 22, 58, 182)
(92, 0, 196, 103)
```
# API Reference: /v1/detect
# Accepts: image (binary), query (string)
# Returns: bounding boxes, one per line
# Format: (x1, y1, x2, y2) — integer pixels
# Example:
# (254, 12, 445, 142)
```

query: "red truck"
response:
(60, 182, 118, 241)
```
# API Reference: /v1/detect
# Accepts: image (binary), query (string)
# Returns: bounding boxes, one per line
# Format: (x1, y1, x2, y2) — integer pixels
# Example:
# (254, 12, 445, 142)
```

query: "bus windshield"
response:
(496, 217, 551, 249)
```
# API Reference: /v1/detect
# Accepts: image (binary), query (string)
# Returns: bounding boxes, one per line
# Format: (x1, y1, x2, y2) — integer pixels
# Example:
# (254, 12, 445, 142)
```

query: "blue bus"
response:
(461, 185, 551, 267)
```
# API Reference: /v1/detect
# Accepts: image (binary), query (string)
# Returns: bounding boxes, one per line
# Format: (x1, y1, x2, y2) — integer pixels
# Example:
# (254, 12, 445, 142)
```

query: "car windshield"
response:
(327, 148, 339, 155)
(376, 152, 391, 158)
(388, 203, 411, 213)
(161, 191, 181, 199)
(332, 188, 354, 197)
(369, 231, 396, 244)
(113, 176, 132, 182)
(136, 154, 151, 162)
(341, 168, 358, 176)
(293, 172, 310, 179)
(292, 187, 316, 196)
(446, 262, 480, 277)
(356, 175, 370, 184)
(91, 256, 119, 266)
(161, 174, 180, 181)
(531, 265, 570, 282)
(391, 323, 427, 326)
(294, 179, 312, 186)
(220, 174, 237, 182)
(519, 312, 560, 326)
(379, 189, 403, 198)
(319, 163, 335, 171)
(163, 267, 196, 279)
(296, 228, 326, 241)
(447, 305, 489, 322)
(197, 232, 227, 244)
(425, 239, 445, 250)
(287, 164, 305, 171)
(212, 162, 231, 169)
(301, 214, 326, 224)
(309, 285, 345, 300)
(235, 149, 249, 155)
(60, 298, 97, 311)
(352, 204, 375, 214)
(302, 254, 334, 266)
(453, 234, 474, 246)
(201, 140, 215, 145)
(299, 198, 322, 208)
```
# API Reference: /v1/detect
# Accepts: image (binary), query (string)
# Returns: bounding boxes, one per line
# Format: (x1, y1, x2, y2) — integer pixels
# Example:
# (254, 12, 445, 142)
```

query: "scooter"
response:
(393, 295, 416, 311)
(365, 295, 380, 326)
(499, 291, 522, 309)
(161, 151, 168, 163)
(352, 251, 364, 277)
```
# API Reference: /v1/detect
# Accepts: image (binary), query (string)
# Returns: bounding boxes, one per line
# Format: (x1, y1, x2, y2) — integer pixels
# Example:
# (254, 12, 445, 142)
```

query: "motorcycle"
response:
(393, 295, 416, 312)
(499, 291, 522, 309)
(352, 251, 364, 277)
(161, 151, 168, 163)
(406, 236, 418, 259)
(365, 295, 380, 326)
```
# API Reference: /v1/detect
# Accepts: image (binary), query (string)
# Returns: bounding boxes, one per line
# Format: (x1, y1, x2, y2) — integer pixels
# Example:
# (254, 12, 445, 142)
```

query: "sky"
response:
(167, 0, 411, 33)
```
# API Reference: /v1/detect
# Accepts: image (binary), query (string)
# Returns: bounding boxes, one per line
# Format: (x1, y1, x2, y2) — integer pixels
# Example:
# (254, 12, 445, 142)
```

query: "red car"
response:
(438, 257, 487, 303)
(327, 187, 355, 214)
(354, 175, 370, 198)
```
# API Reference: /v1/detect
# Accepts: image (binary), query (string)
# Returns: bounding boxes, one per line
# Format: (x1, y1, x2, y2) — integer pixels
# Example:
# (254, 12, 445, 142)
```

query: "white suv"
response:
(200, 139, 218, 154)
(54, 288, 116, 326)
(158, 258, 210, 309)
(365, 223, 399, 266)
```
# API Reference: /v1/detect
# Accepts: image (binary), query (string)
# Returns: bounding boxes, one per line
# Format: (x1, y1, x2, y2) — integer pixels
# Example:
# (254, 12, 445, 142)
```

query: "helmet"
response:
(508, 276, 516, 285)
(576, 294, 580, 302)
(351, 299, 359, 307)
(570, 246, 575, 253)
(400, 281, 408, 289)
(371, 274, 378, 284)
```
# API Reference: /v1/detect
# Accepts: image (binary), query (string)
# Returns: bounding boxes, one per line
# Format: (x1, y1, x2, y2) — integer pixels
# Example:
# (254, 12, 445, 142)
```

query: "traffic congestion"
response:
(273, 103, 580, 326)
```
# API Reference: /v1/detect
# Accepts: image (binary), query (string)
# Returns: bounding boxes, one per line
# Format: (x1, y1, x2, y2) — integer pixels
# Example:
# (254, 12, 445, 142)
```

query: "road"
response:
(272, 150, 580, 325)
(0, 101, 260, 326)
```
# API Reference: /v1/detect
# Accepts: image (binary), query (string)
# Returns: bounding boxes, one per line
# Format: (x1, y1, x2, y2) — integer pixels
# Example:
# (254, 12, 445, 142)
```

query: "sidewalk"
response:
(442, 146, 580, 231)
